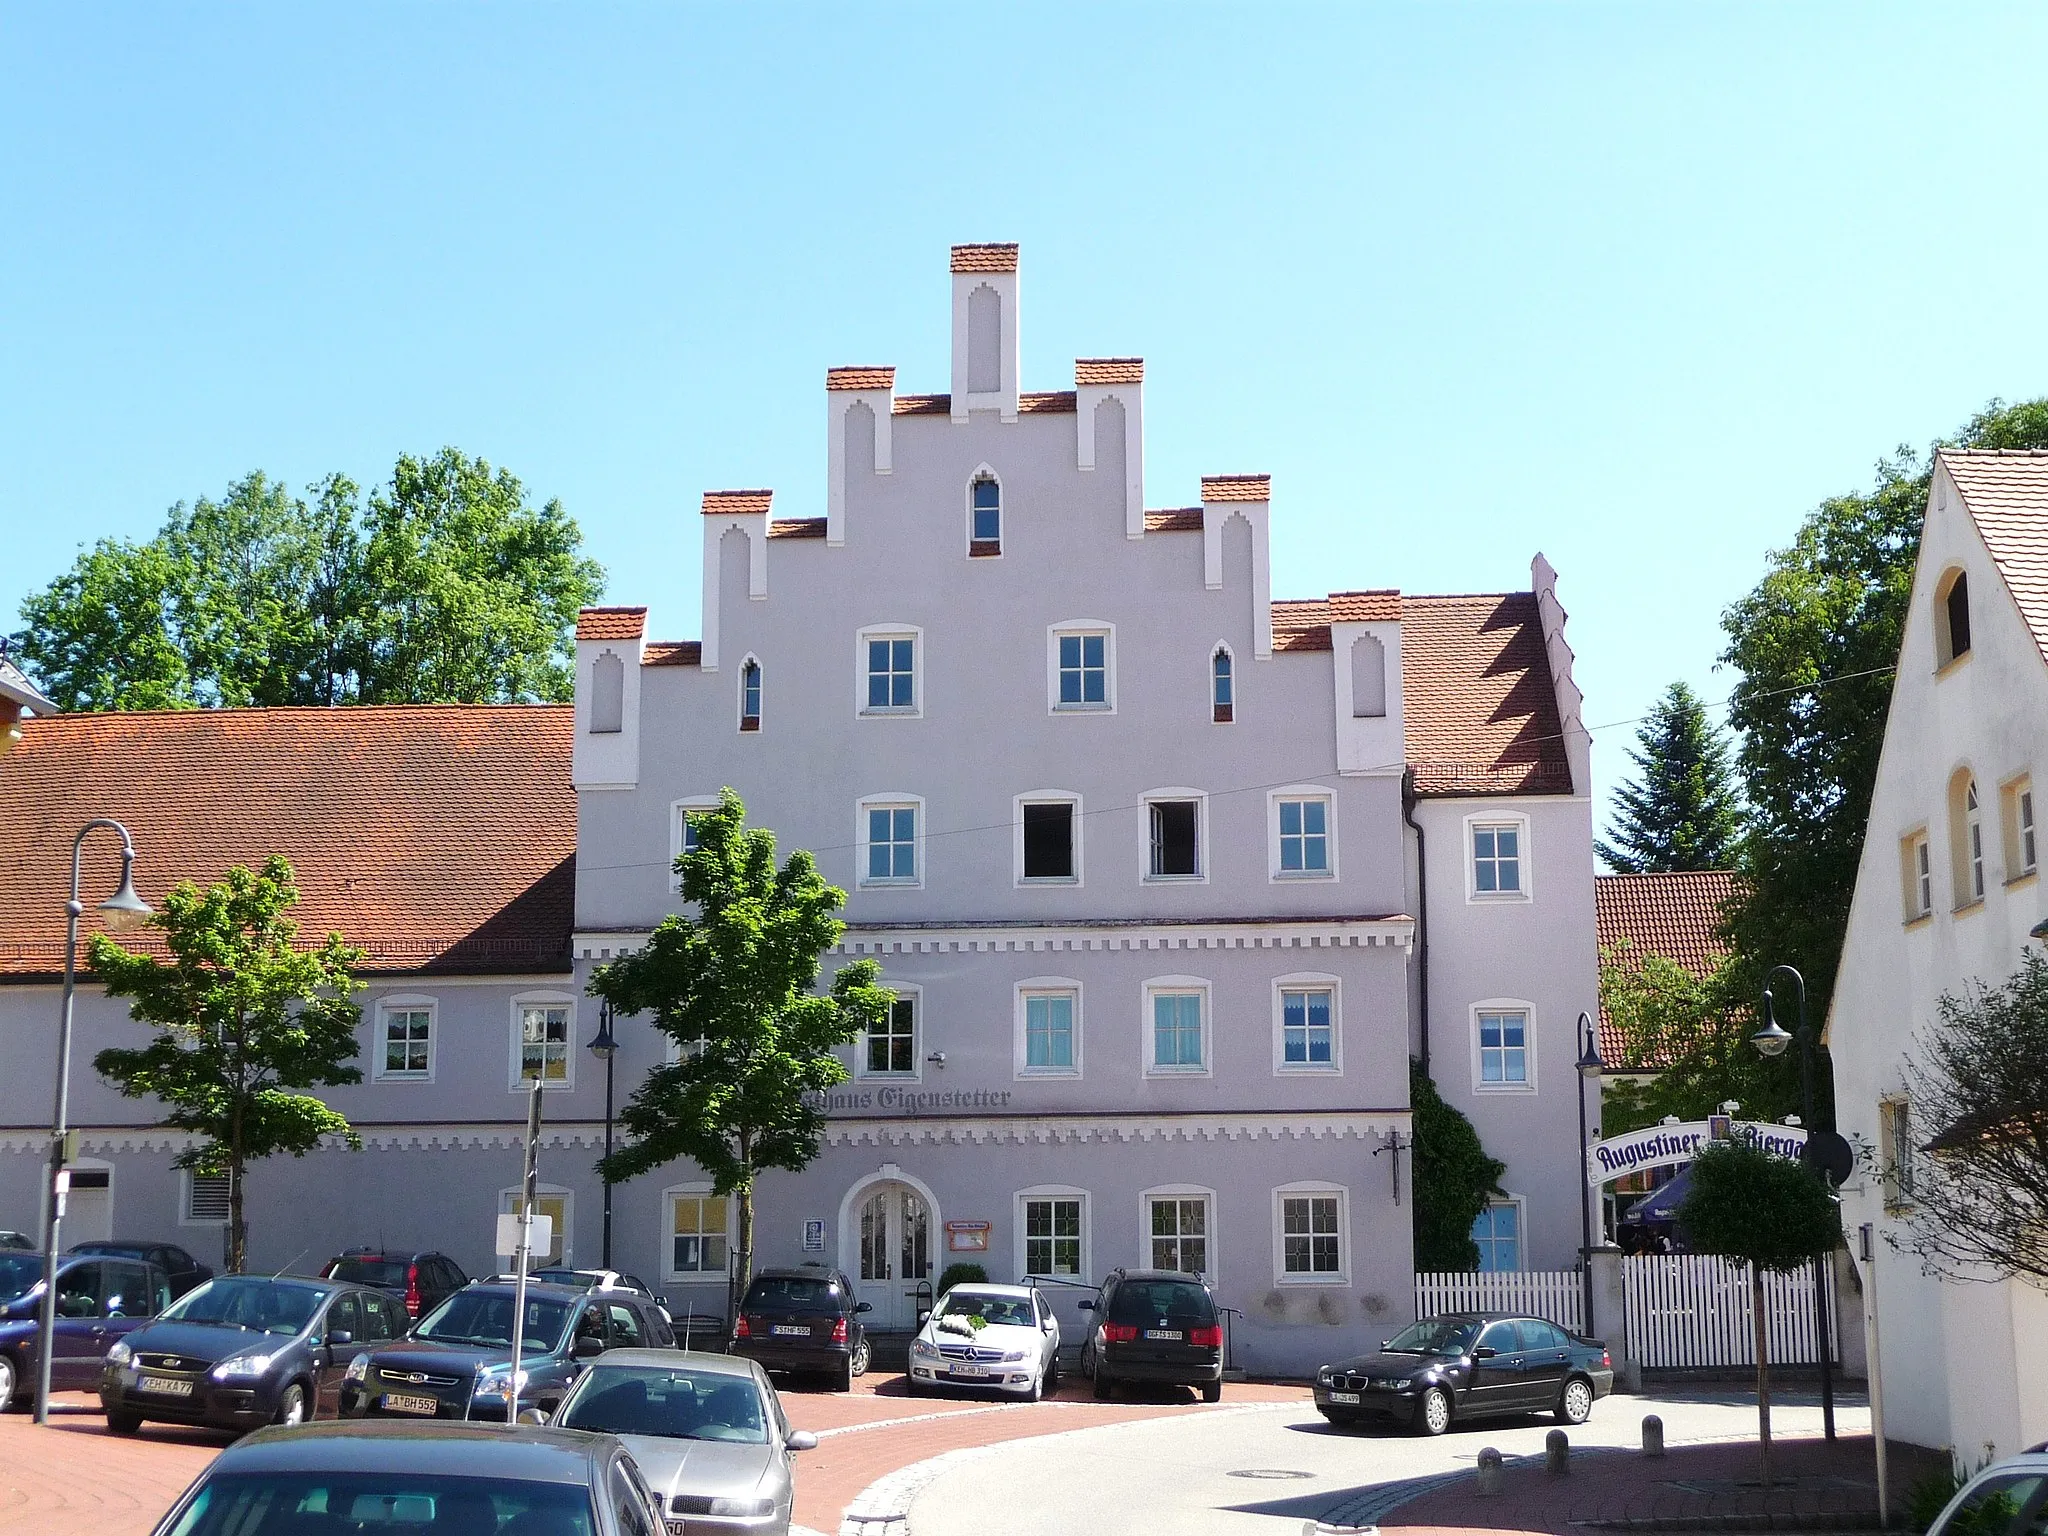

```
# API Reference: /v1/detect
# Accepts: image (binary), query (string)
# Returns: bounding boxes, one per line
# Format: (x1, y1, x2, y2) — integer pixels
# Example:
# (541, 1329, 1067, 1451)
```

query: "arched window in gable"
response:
(1936, 568, 1972, 668)
(739, 658, 762, 732)
(970, 472, 1002, 557)
(1949, 766, 1986, 907)
(1211, 646, 1234, 724)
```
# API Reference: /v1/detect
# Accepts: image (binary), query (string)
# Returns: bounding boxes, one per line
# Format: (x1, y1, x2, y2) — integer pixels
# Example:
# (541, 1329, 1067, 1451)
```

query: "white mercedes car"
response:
(905, 1284, 1061, 1399)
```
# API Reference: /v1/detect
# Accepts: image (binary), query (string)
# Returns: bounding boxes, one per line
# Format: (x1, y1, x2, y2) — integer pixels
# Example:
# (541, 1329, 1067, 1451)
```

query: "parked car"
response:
(340, 1279, 671, 1421)
(1921, 1448, 2048, 1536)
(320, 1247, 468, 1320)
(69, 1240, 213, 1299)
(0, 1251, 171, 1410)
(0, 1231, 33, 1252)
(1313, 1312, 1615, 1436)
(731, 1267, 870, 1390)
(143, 1418, 667, 1536)
(1079, 1268, 1224, 1403)
(488, 1266, 673, 1321)
(906, 1283, 1060, 1399)
(548, 1348, 818, 1535)
(100, 1272, 403, 1433)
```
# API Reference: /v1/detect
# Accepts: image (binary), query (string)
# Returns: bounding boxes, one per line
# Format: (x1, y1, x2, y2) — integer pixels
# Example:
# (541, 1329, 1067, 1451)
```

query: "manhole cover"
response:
(1227, 1469, 1317, 1480)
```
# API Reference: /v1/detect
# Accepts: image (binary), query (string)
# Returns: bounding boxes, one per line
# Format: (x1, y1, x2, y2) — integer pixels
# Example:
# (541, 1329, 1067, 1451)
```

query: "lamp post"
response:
(35, 819, 152, 1425)
(1749, 965, 1836, 1442)
(587, 1004, 618, 1269)
(1574, 1011, 1605, 1334)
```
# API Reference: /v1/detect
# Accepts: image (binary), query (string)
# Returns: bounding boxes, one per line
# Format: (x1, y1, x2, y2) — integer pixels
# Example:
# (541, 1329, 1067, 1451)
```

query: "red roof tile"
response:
(891, 392, 1077, 416)
(574, 607, 647, 641)
(1075, 358, 1144, 386)
(1328, 590, 1401, 623)
(827, 367, 895, 391)
(951, 244, 1019, 274)
(768, 518, 827, 540)
(1201, 475, 1271, 503)
(642, 641, 703, 668)
(0, 707, 573, 980)
(1401, 593, 1573, 796)
(702, 490, 773, 516)
(1594, 870, 1740, 1063)
(1943, 449, 2048, 667)
(1271, 600, 1335, 653)
(1144, 508, 1204, 533)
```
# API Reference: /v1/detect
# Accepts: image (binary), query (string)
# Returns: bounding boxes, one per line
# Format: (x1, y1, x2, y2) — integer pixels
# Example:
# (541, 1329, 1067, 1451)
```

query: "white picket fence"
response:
(1414, 1270, 1585, 1334)
(1622, 1253, 1836, 1369)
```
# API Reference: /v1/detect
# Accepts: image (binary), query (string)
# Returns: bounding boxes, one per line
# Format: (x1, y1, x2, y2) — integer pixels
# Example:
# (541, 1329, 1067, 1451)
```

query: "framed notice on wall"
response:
(802, 1219, 825, 1252)
(945, 1220, 991, 1253)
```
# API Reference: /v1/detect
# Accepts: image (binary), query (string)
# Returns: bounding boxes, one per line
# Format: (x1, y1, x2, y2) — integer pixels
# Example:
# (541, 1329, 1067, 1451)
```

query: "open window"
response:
(1146, 795, 1203, 880)
(1935, 568, 1972, 669)
(1019, 796, 1079, 883)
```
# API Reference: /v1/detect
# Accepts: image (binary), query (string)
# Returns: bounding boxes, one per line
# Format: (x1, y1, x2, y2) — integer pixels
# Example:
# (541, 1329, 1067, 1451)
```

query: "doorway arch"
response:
(837, 1167, 942, 1331)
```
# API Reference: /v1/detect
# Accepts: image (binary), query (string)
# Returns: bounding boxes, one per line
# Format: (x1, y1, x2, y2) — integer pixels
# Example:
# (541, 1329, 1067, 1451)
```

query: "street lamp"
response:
(35, 819, 152, 1424)
(1749, 966, 1836, 1442)
(587, 1004, 619, 1269)
(1575, 1011, 1605, 1333)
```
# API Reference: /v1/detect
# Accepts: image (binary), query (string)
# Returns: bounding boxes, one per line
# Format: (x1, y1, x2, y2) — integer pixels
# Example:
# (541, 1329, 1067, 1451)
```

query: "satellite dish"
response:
(1800, 1130, 1855, 1187)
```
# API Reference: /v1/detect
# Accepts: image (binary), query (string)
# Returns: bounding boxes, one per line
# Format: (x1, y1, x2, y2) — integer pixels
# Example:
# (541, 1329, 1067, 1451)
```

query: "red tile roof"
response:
(1144, 508, 1204, 533)
(1271, 600, 1337, 653)
(827, 367, 895, 391)
(574, 607, 647, 642)
(768, 518, 827, 540)
(0, 707, 574, 981)
(642, 641, 703, 668)
(1328, 590, 1402, 623)
(1400, 593, 1573, 796)
(1201, 475, 1271, 503)
(1943, 449, 2048, 666)
(1594, 870, 1739, 1063)
(892, 392, 1077, 416)
(702, 490, 773, 516)
(1075, 358, 1144, 386)
(951, 244, 1019, 274)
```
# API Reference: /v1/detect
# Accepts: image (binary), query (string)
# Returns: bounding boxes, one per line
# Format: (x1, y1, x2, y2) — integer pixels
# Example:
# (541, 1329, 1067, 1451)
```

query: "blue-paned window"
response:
(866, 638, 915, 711)
(1473, 823, 1522, 893)
(1281, 988, 1334, 1066)
(1472, 1201, 1521, 1272)
(866, 806, 917, 882)
(971, 476, 1001, 546)
(1151, 992, 1204, 1070)
(1024, 993, 1075, 1071)
(1278, 798, 1329, 873)
(1478, 1010, 1529, 1085)
(1057, 632, 1108, 708)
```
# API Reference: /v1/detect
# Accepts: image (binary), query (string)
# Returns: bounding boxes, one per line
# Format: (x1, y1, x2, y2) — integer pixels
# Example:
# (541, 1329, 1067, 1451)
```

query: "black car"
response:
(0, 1252, 172, 1410)
(100, 1273, 406, 1433)
(320, 1247, 468, 1321)
(1314, 1312, 1616, 1436)
(1080, 1268, 1225, 1402)
(143, 1418, 667, 1536)
(731, 1266, 871, 1389)
(69, 1240, 214, 1299)
(340, 1279, 671, 1422)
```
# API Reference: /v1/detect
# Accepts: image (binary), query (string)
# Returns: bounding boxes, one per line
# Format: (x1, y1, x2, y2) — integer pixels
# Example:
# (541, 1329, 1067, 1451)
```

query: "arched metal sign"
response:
(1586, 1117, 1809, 1187)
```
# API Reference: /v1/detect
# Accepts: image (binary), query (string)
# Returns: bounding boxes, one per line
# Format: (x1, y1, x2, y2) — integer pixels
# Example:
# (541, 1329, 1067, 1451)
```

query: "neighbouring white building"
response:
(1832, 448, 2048, 1457)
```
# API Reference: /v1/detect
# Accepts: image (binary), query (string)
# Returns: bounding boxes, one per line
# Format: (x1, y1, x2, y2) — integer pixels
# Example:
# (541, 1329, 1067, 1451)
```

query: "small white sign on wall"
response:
(495, 1212, 554, 1260)
(802, 1219, 825, 1252)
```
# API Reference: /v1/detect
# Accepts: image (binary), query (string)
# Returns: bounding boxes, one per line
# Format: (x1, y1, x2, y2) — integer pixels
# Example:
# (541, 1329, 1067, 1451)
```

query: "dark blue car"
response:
(0, 1250, 171, 1411)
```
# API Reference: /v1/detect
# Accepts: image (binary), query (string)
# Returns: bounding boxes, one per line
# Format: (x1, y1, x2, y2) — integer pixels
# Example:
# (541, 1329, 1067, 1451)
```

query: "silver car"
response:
(545, 1348, 816, 1536)
(906, 1283, 1062, 1399)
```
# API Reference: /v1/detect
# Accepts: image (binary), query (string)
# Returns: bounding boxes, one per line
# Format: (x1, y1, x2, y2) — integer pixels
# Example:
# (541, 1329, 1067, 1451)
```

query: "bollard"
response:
(1546, 1429, 1570, 1475)
(1476, 1447, 1503, 1496)
(1642, 1414, 1665, 1457)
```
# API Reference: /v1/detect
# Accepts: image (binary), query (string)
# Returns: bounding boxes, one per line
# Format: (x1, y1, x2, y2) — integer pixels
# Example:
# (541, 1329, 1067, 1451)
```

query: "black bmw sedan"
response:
(1313, 1312, 1614, 1436)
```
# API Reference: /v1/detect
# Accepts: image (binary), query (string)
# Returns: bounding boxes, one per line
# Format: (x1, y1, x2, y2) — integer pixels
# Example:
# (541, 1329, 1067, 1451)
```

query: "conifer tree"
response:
(1596, 681, 1742, 873)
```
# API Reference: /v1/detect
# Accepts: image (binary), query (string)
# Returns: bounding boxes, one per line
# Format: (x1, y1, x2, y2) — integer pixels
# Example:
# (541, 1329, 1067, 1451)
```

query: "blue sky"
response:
(6, 4, 2045, 834)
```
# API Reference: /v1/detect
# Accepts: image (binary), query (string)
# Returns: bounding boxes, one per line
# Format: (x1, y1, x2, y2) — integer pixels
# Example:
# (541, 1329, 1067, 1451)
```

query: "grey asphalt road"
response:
(907, 1388, 1870, 1536)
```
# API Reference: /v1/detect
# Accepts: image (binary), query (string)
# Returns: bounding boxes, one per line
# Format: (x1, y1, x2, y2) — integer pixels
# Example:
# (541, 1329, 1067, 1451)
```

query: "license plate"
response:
(138, 1374, 193, 1397)
(949, 1362, 988, 1378)
(1328, 1391, 1361, 1405)
(1144, 1329, 1183, 1341)
(382, 1392, 439, 1416)
(771, 1324, 808, 1337)
(667, 1524, 689, 1536)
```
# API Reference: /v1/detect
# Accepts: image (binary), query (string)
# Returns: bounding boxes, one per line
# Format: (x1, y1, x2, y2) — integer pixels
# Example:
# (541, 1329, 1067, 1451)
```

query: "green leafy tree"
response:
(589, 790, 894, 1327)
(1596, 682, 1742, 873)
(1720, 398, 2048, 1038)
(1410, 1060, 1508, 1271)
(90, 856, 365, 1272)
(1678, 1139, 1842, 1486)
(11, 451, 603, 710)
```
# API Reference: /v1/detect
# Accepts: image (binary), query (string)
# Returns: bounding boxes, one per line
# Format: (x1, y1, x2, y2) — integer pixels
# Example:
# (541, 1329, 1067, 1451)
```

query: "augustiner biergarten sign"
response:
(1585, 1115, 1809, 1187)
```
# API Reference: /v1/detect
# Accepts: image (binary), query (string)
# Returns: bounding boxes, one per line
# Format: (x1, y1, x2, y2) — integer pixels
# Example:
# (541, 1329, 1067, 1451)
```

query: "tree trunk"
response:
(729, 1134, 755, 1350)
(1752, 1262, 1773, 1488)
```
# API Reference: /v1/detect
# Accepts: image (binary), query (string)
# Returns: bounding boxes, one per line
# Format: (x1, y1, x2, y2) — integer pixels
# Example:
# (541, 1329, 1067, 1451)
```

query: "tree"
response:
(1895, 949, 2048, 1286)
(90, 856, 365, 1272)
(1679, 1139, 1842, 1485)
(1410, 1060, 1508, 1271)
(1596, 682, 1742, 873)
(10, 450, 603, 711)
(588, 790, 894, 1328)
(1720, 398, 2048, 1039)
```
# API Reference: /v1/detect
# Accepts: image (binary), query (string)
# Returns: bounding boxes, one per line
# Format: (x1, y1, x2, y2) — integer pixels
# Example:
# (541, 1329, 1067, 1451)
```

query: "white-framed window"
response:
(1471, 1198, 1523, 1272)
(670, 795, 720, 892)
(857, 795, 923, 887)
(2005, 776, 2039, 881)
(1211, 645, 1234, 725)
(1143, 976, 1210, 1076)
(1900, 828, 1934, 922)
(1273, 974, 1340, 1073)
(509, 992, 577, 1091)
(1015, 979, 1081, 1077)
(1472, 1001, 1534, 1092)
(1879, 1097, 1916, 1210)
(500, 1185, 572, 1266)
(372, 994, 436, 1082)
(860, 990, 919, 1078)
(665, 1031, 711, 1066)
(662, 1185, 734, 1283)
(969, 469, 1002, 556)
(1047, 622, 1115, 713)
(1141, 1186, 1215, 1278)
(739, 657, 762, 732)
(1467, 812, 1531, 901)
(1274, 1183, 1348, 1285)
(1143, 789, 1207, 882)
(856, 624, 922, 717)
(1016, 1186, 1088, 1280)
(182, 1169, 228, 1227)
(1269, 787, 1336, 879)
(1015, 792, 1081, 884)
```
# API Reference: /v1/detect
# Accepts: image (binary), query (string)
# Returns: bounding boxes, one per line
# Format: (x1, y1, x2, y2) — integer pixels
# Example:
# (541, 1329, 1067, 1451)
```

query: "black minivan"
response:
(1080, 1268, 1224, 1402)
(731, 1266, 871, 1390)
